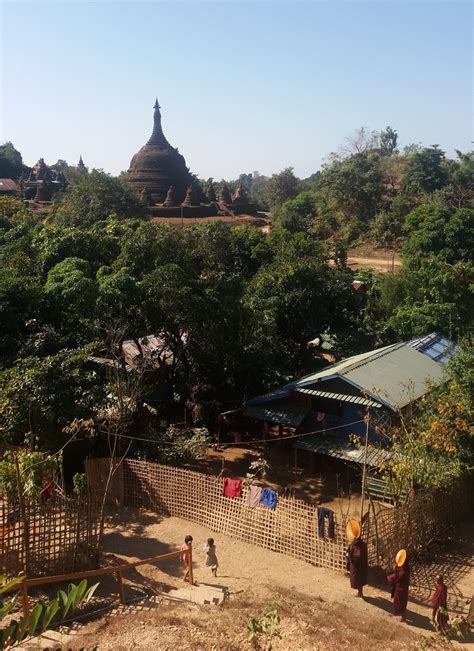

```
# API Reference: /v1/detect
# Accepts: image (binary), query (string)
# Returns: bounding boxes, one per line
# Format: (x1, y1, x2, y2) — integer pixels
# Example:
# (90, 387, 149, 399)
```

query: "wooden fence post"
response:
(21, 582, 29, 617)
(15, 455, 30, 577)
(188, 547, 193, 586)
(116, 569, 125, 605)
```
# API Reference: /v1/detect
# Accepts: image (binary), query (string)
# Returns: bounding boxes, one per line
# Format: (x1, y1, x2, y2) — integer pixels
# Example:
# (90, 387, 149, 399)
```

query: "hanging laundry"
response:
(317, 506, 335, 539)
(260, 488, 278, 510)
(222, 477, 242, 498)
(246, 485, 263, 508)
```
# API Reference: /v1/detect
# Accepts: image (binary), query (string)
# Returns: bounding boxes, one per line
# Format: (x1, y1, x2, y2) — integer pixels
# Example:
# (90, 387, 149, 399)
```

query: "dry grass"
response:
(72, 587, 447, 651)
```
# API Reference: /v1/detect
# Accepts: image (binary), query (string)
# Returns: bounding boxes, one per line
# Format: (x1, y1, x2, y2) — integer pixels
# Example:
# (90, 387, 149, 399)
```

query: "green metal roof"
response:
(294, 343, 445, 410)
(295, 388, 382, 408)
(294, 434, 392, 467)
(246, 334, 454, 412)
(244, 404, 309, 427)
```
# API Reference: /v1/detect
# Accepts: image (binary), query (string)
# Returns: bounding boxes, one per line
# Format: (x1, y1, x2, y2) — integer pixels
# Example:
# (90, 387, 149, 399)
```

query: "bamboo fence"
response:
(86, 458, 348, 573)
(363, 477, 473, 569)
(0, 494, 101, 579)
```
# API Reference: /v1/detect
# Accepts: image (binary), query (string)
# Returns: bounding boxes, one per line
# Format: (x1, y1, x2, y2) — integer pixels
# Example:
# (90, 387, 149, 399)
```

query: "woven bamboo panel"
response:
(84, 458, 124, 505)
(86, 458, 349, 573)
(363, 477, 473, 569)
(0, 495, 100, 579)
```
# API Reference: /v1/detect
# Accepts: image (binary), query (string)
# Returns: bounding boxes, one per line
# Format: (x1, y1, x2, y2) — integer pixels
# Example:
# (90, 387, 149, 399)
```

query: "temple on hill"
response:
(127, 99, 257, 218)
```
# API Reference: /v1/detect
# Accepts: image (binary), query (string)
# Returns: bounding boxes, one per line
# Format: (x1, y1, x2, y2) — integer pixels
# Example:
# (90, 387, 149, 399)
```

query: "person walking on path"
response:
(203, 537, 219, 577)
(180, 534, 194, 584)
(387, 549, 410, 622)
(345, 519, 368, 598)
(431, 575, 449, 635)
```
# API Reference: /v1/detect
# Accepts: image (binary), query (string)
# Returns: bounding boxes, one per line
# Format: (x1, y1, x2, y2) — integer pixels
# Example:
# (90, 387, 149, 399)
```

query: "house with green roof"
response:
(244, 333, 455, 474)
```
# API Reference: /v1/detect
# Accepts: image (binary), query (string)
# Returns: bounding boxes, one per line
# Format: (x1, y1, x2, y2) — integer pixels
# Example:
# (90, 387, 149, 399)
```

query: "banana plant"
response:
(0, 575, 99, 649)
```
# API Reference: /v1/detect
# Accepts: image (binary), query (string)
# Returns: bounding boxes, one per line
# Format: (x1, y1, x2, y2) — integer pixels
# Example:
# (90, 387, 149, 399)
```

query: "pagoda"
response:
(127, 99, 192, 204)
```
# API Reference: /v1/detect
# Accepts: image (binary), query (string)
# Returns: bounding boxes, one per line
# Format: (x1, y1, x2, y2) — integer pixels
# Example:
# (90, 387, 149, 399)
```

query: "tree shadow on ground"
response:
(363, 595, 432, 632)
(104, 507, 163, 537)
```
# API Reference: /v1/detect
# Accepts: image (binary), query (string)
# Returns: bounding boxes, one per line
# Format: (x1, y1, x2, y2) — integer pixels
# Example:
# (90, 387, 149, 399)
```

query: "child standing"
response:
(203, 537, 219, 577)
(180, 534, 193, 583)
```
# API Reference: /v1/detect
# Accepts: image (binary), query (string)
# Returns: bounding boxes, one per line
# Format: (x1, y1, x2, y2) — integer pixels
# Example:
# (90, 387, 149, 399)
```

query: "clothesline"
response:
(109, 418, 366, 448)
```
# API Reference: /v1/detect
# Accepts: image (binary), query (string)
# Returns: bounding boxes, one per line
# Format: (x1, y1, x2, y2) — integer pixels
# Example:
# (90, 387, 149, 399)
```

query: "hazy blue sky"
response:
(1, 1, 472, 179)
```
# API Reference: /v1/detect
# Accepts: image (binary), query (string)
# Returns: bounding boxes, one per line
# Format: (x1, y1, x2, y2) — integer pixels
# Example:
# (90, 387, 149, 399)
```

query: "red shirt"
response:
(222, 477, 242, 497)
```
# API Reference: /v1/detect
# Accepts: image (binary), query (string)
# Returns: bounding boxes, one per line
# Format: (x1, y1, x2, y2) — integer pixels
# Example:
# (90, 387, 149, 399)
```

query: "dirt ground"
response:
(346, 243, 402, 274)
(71, 511, 473, 650)
(150, 214, 270, 231)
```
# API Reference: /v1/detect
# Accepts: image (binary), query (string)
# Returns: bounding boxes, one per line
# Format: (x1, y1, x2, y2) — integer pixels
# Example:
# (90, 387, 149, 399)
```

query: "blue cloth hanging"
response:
(259, 488, 278, 510)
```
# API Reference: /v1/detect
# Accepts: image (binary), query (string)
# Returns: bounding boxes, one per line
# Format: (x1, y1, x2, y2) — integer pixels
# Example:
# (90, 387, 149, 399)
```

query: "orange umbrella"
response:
(395, 548, 407, 567)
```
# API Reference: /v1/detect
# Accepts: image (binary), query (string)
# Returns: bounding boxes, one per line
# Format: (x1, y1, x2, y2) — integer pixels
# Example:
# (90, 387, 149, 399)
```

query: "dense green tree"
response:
(276, 192, 316, 232)
(0, 349, 103, 448)
(379, 126, 399, 156)
(315, 151, 384, 227)
(403, 205, 473, 265)
(31, 224, 120, 275)
(0, 141, 26, 179)
(96, 266, 142, 331)
(266, 167, 299, 209)
(54, 169, 148, 226)
(0, 269, 43, 365)
(402, 145, 448, 195)
(44, 257, 97, 342)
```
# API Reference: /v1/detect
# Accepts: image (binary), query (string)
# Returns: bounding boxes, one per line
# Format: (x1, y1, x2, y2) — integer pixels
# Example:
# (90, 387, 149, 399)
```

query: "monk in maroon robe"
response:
(387, 558, 410, 621)
(431, 575, 449, 635)
(346, 537, 368, 597)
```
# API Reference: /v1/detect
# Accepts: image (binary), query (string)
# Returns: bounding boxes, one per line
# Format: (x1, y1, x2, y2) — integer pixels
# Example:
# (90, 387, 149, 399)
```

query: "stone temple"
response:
(127, 99, 257, 218)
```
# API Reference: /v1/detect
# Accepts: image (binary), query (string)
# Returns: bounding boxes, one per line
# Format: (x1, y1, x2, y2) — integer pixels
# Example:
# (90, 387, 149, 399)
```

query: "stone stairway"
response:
(16, 583, 229, 648)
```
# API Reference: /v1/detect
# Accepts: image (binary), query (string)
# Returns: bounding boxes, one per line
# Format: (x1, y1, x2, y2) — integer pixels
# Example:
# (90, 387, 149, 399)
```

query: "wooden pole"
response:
(116, 569, 125, 605)
(15, 455, 29, 576)
(188, 546, 194, 586)
(360, 409, 370, 523)
(21, 581, 29, 617)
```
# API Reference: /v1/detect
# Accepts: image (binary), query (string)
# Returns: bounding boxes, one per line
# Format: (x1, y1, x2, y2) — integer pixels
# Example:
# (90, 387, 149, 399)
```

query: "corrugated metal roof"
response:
(244, 404, 309, 427)
(247, 333, 454, 412)
(294, 434, 391, 467)
(295, 388, 382, 408)
(339, 345, 444, 409)
(0, 179, 19, 192)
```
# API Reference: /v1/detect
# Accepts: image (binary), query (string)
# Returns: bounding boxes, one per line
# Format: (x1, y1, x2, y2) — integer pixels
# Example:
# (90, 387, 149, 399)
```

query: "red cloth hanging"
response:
(222, 477, 242, 498)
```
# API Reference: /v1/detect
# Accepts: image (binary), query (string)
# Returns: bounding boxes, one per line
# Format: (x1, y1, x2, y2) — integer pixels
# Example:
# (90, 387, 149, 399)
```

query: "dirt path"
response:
(70, 510, 470, 650)
(346, 255, 402, 273)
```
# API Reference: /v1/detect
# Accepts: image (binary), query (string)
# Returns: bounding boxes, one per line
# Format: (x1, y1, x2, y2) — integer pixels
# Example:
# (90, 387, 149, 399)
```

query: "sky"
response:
(1, 1, 472, 179)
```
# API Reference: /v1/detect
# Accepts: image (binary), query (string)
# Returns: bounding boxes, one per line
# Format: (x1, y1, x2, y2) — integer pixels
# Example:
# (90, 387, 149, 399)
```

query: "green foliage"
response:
(0, 576, 99, 649)
(266, 167, 299, 209)
(402, 145, 448, 195)
(275, 192, 316, 232)
(246, 602, 280, 647)
(315, 150, 384, 234)
(379, 126, 398, 156)
(72, 472, 88, 497)
(160, 425, 211, 464)
(0, 142, 25, 180)
(384, 347, 473, 492)
(54, 169, 147, 227)
(0, 349, 103, 448)
(403, 206, 473, 265)
(0, 450, 57, 500)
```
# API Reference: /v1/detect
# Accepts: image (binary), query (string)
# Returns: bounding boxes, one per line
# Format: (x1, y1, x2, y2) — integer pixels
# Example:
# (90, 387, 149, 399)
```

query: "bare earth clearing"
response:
(71, 511, 473, 650)
(346, 243, 402, 274)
